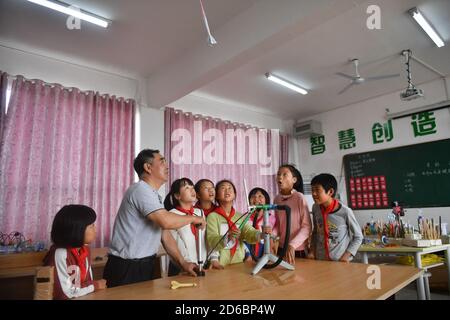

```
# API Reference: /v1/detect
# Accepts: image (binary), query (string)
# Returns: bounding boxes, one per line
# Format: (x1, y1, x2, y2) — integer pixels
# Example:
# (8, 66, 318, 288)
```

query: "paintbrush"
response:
(431, 218, 435, 239)
(423, 219, 427, 240)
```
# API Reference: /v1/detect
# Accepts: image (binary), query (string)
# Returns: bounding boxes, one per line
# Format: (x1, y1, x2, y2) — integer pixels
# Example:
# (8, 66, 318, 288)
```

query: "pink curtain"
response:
(0, 75, 135, 247)
(164, 107, 289, 212)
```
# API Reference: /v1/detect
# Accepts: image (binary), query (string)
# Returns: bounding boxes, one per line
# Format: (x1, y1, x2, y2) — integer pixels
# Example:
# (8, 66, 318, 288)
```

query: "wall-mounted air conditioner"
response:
(293, 120, 322, 138)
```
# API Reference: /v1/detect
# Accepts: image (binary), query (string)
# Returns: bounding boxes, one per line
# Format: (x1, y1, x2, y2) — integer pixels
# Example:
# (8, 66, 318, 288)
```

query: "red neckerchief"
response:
(176, 206, 197, 239)
(69, 246, 89, 283)
(195, 202, 216, 216)
(320, 199, 338, 260)
(250, 210, 264, 254)
(214, 206, 239, 259)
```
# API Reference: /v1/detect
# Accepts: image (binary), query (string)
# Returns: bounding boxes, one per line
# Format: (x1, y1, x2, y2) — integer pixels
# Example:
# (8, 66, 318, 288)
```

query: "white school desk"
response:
(76, 258, 421, 300)
(358, 244, 450, 300)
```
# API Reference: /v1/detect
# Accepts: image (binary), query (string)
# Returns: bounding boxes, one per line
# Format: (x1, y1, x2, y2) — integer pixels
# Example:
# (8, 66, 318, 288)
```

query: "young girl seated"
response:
(43, 205, 106, 300)
(194, 179, 217, 216)
(206, 180, 270, 267)
(164, 178, 207, 276)
(245, 187, 277, 261)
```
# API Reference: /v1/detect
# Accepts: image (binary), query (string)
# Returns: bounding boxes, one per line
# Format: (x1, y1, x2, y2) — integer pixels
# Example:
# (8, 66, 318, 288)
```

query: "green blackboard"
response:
(343, 138, 450, 210)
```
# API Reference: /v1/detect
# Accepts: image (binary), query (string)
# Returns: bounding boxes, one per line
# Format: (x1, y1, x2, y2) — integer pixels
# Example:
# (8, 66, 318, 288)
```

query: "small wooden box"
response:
(386, 237, 403, 245)
(402, 239, 431, 247)
(404, 234, 422, 240)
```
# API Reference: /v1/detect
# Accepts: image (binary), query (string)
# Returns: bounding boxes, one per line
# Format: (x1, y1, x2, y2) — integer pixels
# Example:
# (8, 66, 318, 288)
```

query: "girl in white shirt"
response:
(164, 178, 206, 276)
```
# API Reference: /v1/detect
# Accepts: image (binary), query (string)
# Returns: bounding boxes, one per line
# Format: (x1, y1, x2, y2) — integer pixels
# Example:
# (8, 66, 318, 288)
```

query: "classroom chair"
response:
(33, 266, 54, 300)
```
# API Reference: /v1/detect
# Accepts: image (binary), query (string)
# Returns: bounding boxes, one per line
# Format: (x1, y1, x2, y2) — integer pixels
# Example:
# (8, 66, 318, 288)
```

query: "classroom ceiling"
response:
(192, 0, 450, 119)
(0, 0, 449, 120)
(0, 0, 260, 76)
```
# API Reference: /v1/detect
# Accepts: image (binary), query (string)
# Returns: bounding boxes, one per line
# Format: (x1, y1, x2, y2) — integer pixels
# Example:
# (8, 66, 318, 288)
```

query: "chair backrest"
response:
(34, 266, 54, 300)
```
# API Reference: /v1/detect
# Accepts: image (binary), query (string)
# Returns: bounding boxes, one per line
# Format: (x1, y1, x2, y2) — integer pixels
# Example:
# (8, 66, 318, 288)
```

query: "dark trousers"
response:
(103, 254, 156, 288)
(168, 261, 181, 277)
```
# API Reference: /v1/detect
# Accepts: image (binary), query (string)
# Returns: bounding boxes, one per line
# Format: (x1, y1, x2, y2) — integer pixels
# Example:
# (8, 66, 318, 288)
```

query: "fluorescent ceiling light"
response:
(409, 7, 444, 48)
(265, 73, 308, 95)
(27, 0, 109, 28)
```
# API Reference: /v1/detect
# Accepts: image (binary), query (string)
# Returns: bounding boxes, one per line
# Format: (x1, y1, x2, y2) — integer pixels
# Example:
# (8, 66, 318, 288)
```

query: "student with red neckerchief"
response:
(308, 173, 363, 262)
(206, 180, 271, 267)
(244, 187, 277, 262)
(43, 205, 107, 299)
(163, 178, 209, 276)
(194, 179, 217, 217)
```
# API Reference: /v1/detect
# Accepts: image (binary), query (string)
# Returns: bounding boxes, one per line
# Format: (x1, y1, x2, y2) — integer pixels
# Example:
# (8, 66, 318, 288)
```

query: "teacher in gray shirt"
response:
(104, 149, 206, 287)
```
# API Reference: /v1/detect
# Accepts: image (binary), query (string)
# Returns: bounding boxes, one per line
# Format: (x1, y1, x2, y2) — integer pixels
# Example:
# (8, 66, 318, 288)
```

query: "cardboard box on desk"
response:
(429, 264, 449, 292)
(402, 239, 442, 247)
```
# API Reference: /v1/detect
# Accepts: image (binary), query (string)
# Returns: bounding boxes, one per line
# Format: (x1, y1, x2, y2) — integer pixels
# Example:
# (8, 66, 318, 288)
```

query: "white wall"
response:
(0, 44, 143, 99)
(169, 93, 286, 131)
(139, 106, 165, 153)
(289, 77, 450, 229)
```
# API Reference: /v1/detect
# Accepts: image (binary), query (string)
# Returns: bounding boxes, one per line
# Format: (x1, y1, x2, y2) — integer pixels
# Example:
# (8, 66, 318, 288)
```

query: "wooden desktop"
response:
(76, 258, 421, 300)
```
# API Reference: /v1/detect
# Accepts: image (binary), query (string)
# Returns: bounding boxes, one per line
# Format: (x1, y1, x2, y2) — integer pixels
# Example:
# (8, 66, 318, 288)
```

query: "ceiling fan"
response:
(336, 58, 400, 94)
